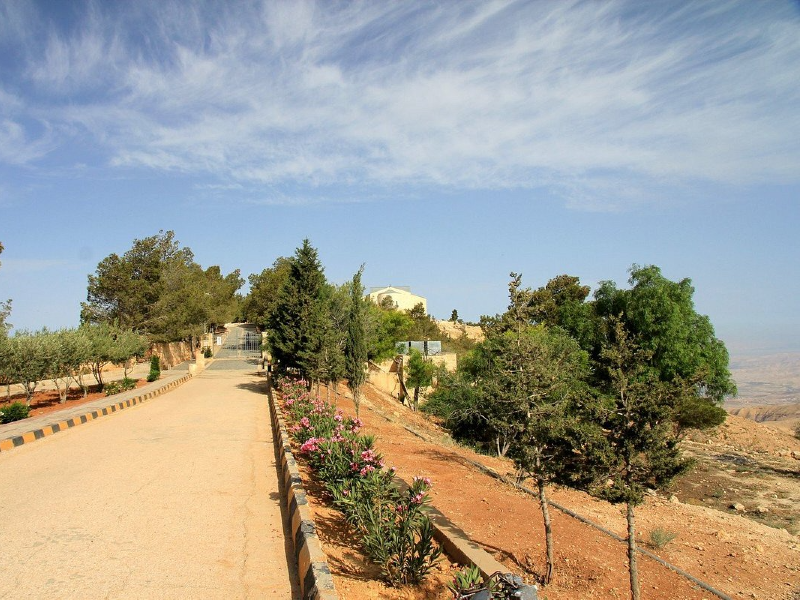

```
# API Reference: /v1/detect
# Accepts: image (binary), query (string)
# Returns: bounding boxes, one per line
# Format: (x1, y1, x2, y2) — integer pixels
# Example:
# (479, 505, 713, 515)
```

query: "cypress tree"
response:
(344, 266, 368, 416)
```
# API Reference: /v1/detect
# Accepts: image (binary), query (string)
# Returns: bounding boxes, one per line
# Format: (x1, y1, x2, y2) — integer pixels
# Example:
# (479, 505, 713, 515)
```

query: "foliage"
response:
(279, 377, 441, 586)
(268, 240, 329, 382)
(241, 257, 292, 329)
(0, 401, 29, 424)
(147, 355, 161, 382)
(449, 309, 459, 323)
(593, 265, 736, 406)
(47, 328, 92, 403)
(405, 349, 434, 411)
(589, 319, 692, 600)
(82, 230, 242, 342)
(447, 565, 484, 597)
(345, 267, 368, 416)
(104, 378, 137, 396)
(648, 528, 677, 549)
(203, 347, 212, 358)
(0, 329, 53, 405)
(365, 303, 413, 362)
(0, 241, 11, 335)
(406, 303, 439, 341)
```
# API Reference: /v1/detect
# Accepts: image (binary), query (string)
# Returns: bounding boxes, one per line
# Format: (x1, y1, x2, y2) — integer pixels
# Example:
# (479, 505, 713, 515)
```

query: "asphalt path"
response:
(0, 331, 299, 599)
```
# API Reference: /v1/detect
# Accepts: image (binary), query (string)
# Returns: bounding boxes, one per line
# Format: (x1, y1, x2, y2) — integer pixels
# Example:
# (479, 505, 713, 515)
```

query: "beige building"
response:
(367, 286, 427, 313)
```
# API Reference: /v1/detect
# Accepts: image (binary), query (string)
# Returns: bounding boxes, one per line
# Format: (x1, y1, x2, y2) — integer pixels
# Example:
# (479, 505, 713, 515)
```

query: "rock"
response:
(730, 502, 746, 512)
(669, 495, 680, 504)
(755, 506, 769, 514)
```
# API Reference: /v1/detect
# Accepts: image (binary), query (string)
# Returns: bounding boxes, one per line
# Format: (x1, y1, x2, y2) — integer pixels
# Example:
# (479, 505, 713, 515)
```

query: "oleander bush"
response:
(278, 376, 441, 586)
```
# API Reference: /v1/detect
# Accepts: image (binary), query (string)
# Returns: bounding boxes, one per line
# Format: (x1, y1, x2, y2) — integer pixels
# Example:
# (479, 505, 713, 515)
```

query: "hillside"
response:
(315, 381, 800, 600)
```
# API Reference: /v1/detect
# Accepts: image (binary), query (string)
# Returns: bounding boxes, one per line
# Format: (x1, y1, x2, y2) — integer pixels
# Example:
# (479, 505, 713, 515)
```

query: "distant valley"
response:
(726, 351, 800, 432)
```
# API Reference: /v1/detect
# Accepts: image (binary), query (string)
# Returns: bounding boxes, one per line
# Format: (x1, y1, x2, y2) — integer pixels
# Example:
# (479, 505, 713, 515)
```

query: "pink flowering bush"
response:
(276, 375, 441, 586)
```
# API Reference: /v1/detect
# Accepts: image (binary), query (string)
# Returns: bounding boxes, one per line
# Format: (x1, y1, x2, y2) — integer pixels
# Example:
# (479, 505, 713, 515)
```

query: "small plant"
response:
(147, 355, 160, 382)
(203, 347, 212, 358)
(649, 528, 677, 549)
(447, 565, 484, 597)
(104, 382, 121, 396)
(121, 377, 137, 391)
(0, 401, 30, 424)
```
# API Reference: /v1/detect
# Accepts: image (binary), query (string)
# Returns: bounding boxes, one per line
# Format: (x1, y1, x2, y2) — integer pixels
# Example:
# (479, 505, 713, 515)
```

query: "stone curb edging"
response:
(0, 374, 193, 453)
(266, 378, 339, 600)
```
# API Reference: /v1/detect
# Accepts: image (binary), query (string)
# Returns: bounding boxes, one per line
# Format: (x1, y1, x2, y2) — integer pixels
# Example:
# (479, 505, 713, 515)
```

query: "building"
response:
(367, 286, 427, 313)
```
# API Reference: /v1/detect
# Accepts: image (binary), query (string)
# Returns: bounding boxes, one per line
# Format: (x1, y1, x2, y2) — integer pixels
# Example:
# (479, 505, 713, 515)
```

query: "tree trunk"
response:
(413, 386, 419, 411)
(538, 476, 554, 584)
(627, 502, 640, 600)
(353, 388, 360, 417)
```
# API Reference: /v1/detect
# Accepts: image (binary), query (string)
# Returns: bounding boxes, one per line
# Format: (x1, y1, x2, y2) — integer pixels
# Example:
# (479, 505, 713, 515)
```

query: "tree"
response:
(365, 303, 413, 362)
(0, 242, 11, 335)
(591, 319, 692, 600)
(449, 309, 459, 323)
(82, 230, 192, 331)
(593, 265, 735, 430)
(406, 303, 439, 341)
(405, 349, 434, 411)
(1, 330, 53, 405)
(82, 231, 241, 343)
(243, 257, 293, 329)
(268, 240, 328, 382)
(345, 267, 368, 416)
(47, 328, 90, 403)
(316, 282, 348, 396)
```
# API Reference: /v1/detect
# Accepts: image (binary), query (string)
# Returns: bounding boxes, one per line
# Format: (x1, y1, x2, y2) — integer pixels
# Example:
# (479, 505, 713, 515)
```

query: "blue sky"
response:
(0, 0, 798, 357)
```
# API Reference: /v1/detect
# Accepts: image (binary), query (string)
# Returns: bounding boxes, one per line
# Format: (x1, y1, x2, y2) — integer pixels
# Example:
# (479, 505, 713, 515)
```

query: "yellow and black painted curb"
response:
(0, 374, 193, 453)
(267, 380, 339, 600)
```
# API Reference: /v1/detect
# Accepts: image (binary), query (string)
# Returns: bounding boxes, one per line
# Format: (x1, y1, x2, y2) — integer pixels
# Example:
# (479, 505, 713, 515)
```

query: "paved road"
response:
(0, 326, 299, 599)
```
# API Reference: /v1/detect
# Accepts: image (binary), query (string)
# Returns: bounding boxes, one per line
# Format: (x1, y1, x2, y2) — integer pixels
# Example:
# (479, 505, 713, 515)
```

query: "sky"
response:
(0, 0, 798, 358)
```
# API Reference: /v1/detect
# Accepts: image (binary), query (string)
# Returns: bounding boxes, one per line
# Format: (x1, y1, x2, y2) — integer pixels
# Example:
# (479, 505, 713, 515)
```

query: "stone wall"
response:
(148, 341, 194, 369)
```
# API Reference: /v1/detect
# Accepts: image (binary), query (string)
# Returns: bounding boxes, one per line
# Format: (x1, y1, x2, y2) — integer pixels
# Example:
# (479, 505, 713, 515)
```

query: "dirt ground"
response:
(297, 382, 800, 600)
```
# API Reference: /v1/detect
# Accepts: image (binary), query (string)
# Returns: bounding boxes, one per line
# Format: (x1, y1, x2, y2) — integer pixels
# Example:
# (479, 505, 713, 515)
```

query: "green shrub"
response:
(649, 528, 677, 549)
(203, 347, 212, 358)
(104, 382, 121, 396)
(280, 377, 441, 586)
(0, 401, 30, 424)
(147, 355, 161, 382)
(447, 565, 484, 597)
(121, 377, 137, 391)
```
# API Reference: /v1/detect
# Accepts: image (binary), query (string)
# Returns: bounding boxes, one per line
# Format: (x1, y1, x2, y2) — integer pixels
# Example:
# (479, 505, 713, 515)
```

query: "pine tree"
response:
(345, 267, 368, 416)
(592, 318, 691, 600)
(268, 240, 328, 382)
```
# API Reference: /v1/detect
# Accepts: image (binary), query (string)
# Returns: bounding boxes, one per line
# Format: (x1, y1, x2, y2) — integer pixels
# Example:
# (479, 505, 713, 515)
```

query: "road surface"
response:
(0, 325, 299, 599)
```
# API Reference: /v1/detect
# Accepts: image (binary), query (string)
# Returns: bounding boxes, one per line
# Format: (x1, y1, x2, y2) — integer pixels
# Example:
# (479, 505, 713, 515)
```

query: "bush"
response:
(0, 401, 30, 424)
(104, 378, 137, 396)
(279, 377, 441, 586)
(203, 347, 212, 358)
(147, 355, 161, 382)
(649, 528, 677, 549)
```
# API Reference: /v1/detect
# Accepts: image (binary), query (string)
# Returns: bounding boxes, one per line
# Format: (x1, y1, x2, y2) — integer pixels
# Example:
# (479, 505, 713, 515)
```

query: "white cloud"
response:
(3, 0, 799, 208)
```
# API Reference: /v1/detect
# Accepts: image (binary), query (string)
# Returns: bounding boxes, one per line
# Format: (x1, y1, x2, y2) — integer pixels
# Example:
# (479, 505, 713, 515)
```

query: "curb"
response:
(266, 378, 339, 600)
(0, 374, 193, 453)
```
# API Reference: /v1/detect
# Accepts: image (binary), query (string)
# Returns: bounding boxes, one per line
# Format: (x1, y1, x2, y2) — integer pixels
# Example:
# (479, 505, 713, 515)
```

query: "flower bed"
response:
(278, 377, 442, 587)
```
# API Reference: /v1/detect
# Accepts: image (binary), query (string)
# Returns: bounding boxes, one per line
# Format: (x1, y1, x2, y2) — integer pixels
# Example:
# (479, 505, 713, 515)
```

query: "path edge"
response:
(0, 374, 193, 453)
